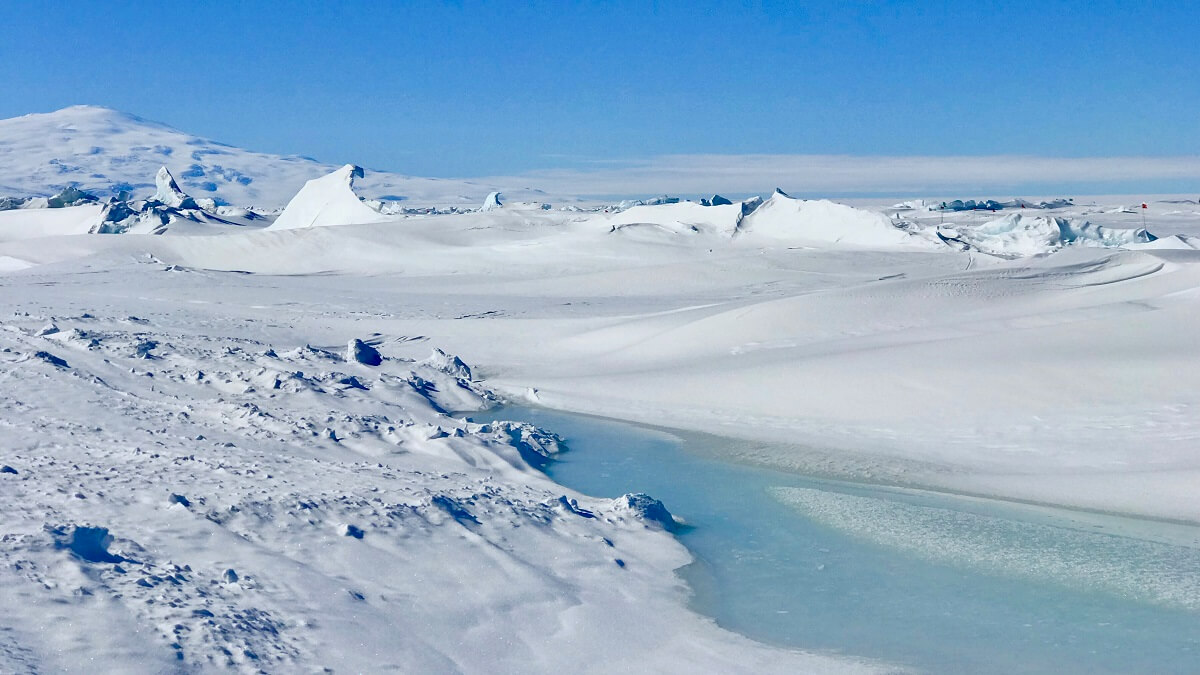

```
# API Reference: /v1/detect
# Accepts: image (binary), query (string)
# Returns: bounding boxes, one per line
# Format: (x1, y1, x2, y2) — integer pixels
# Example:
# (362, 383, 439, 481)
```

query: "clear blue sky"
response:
(1, 0, 1197, 179)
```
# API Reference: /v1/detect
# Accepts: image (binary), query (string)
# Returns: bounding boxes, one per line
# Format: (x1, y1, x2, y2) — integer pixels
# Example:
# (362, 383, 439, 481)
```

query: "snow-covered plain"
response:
(3, 112, 1200, 672)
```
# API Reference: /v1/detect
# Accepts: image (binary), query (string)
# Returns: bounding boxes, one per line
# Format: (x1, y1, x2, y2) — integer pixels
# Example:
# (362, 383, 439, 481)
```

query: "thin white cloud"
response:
(486, 154, 1200, 197)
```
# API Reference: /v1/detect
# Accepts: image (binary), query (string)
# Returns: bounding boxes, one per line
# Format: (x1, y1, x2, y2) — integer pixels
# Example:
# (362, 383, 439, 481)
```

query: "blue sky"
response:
(1, 1, 1197, 193)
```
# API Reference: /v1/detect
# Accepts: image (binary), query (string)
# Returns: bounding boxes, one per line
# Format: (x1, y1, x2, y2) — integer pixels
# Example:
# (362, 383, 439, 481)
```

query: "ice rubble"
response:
(606, 190, 935, 248)
(267, 164, 391, 231)
(603, 189, 1154, 256)
(91, 166, 243, 234)
(936, 213, 1155, 257)
(0, 186, 99, 211)
(0, 164, 267, 238)
(0, 162, 1161, 260)
(935, 197, 1075, 211)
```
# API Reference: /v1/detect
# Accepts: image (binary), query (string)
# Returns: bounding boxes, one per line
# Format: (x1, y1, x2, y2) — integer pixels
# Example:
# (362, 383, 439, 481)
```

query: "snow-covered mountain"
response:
(0, 106, 555, 208)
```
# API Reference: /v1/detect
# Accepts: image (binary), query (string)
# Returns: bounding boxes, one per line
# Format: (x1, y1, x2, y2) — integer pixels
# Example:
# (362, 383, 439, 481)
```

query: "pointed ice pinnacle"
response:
(481, 191, 503, 211)
(153, 166, 198, 210)
(773, 188, 791, 198)
(267, 164, 387, 231)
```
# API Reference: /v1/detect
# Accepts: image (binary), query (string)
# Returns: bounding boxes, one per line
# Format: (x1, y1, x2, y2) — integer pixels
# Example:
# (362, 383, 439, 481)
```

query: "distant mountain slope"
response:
(0, 106, 554, 208)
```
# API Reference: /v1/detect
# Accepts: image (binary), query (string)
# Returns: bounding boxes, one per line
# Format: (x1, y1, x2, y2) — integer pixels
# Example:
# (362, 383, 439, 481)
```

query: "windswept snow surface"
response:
(2, 175, 1200, 672)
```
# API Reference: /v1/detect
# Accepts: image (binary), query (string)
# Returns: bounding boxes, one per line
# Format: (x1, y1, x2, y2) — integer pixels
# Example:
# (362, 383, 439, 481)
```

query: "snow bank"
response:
(605, 201, 745, 237)
(739, 191, 937, 249)
(1134, 234, 1200, 250)
(0, 204, 104, 242)
(267, 164, 392, 231)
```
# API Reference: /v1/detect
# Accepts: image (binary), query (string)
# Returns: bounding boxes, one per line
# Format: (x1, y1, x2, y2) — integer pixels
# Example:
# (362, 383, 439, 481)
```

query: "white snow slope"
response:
(3, 139, 1200, 672)
(0, 106, 560, 208)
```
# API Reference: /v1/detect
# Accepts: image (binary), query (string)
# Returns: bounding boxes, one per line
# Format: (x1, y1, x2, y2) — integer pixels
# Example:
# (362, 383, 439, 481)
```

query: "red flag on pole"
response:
(1142, 203, 1149, 209)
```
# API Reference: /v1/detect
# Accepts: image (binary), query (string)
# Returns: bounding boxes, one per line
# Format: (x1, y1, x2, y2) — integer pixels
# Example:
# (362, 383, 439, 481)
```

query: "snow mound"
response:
(610, 493, 678, 531)
(1134, 234, 1200, 250)
(739, 192, 936, 249)
(938, 214, 1155, 258)
(420, 348, 473, 381)
(267, 165, 391, 231)
(0, 204, 105, 242)
(606, 201, 746, 237)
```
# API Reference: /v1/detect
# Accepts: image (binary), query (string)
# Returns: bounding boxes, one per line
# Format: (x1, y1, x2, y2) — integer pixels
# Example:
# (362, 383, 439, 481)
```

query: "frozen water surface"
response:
(475, 405, 1200, 675)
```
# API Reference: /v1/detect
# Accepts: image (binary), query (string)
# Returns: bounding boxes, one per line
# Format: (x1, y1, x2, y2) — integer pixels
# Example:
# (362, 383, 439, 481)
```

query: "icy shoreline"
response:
(479, 404, 1200, 674)
(494, 398, 1200, 529)
(0, 301, 885, 672)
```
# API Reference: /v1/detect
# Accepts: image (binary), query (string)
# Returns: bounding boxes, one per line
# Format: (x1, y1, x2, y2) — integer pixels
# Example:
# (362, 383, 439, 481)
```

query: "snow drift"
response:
(738, 191, 938, 249)
(606, 201, 747, 237)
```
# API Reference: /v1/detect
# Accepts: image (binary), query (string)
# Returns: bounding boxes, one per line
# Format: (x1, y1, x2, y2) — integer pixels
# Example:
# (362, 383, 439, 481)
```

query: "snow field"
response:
(2, 141, 1199, 671)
